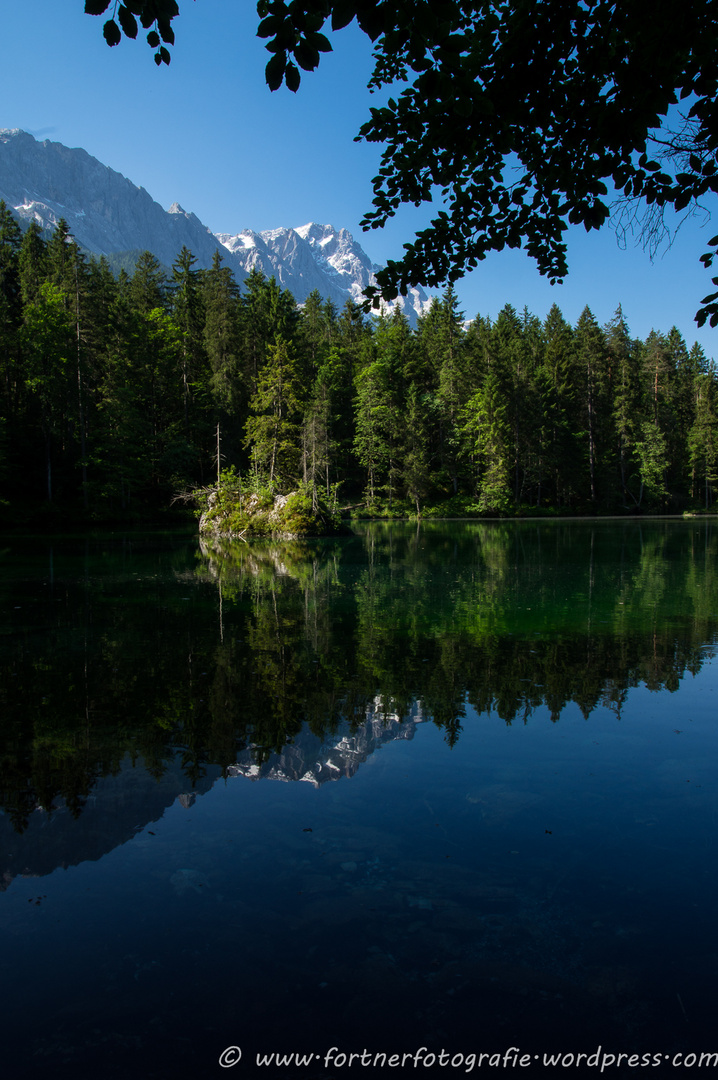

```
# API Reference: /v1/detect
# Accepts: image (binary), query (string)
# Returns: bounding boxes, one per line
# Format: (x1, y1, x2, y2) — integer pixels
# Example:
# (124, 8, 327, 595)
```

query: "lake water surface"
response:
(1, 520, 717, 1078)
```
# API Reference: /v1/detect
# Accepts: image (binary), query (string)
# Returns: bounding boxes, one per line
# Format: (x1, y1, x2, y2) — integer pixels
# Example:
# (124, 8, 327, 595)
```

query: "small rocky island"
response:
(197, 481, 350, 540)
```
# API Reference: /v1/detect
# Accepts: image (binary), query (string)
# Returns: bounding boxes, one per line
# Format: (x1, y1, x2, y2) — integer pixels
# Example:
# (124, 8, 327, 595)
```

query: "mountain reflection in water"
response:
(1, 520, 717, 1077)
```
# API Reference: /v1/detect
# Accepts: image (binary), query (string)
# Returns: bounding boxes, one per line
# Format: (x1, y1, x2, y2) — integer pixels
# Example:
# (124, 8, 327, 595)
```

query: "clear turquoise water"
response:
(1, 520, 717, 1078)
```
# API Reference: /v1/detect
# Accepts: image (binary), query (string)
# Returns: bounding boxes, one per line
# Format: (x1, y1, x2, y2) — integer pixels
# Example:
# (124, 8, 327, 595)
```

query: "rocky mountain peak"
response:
(0, 129, 434, 324)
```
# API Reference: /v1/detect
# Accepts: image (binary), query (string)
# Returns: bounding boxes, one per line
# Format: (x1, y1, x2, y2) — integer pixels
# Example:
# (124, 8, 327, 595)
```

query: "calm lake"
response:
(2, 519, 717, 1078)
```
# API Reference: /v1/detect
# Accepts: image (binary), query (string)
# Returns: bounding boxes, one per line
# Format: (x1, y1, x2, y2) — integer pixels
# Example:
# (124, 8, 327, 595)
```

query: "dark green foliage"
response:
(245, 335, 304, 483)
(281, 483, 342, 535)
(239, 270, 299, 389)
(127, 250, 167, 313)
(86, 0, 178, 63)
(197, 471, 343, 537)
(2, 214, 718, 523)
(18, 222, 47, 306)
(87, 1, 718, 324)
(260, 2, 718, 326)
(574, 307, 611, 505)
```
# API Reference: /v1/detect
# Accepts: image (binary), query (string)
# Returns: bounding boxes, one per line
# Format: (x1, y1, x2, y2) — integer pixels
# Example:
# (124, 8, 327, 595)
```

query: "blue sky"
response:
(3, 1, 717, 356)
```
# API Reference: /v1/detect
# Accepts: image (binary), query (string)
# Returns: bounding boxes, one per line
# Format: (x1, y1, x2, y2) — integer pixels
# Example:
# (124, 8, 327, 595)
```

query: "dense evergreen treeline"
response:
(2, 203, 717, 519)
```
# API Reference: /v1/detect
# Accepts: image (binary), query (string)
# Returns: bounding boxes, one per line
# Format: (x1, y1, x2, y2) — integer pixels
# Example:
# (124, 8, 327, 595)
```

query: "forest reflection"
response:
(2, 519, 717, 831)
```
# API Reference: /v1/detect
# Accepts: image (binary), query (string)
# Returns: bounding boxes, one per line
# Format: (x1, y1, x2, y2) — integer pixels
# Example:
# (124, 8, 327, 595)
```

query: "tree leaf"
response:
(157, 19, 175, 44)
(257, 15, 281, 38)
(265, 52, 286, 91)
(103, 19, 122, 46)
(285, 61, 301, 92)
(331, 1, 356, 32)
(295, 40, 320, 71)
(84, 0, 111, 14)
(311, 32, 332, 53)
(117, 6, 138, 39)
(356, 5, 384, 40)
(147, 29, 160, 48)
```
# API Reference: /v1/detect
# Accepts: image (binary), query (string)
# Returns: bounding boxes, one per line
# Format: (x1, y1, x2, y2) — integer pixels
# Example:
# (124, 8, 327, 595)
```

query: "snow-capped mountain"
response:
(0, 128, 432, 324)
(217, 221, 431, 321)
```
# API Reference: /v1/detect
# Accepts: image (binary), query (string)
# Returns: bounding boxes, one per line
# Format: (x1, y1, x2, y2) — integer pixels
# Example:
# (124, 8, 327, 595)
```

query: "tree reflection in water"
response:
(1, 520, 717, 831)
(1, 520, 718, 1075)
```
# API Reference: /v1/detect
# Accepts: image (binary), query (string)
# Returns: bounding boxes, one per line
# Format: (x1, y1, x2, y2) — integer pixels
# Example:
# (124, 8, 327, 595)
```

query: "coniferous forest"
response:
(2, 203, 718, 523)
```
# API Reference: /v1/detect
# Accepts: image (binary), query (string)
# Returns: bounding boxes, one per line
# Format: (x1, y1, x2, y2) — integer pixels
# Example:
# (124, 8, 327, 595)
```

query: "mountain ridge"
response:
(0, 128, 432, 324)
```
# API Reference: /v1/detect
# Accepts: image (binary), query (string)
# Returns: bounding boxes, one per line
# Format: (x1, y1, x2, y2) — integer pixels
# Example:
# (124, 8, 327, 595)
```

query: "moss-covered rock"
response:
(198, 485, 350, 539)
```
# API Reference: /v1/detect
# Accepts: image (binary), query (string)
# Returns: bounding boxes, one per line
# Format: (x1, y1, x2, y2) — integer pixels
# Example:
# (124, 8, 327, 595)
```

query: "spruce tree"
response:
(540, 304, 579, 507)
(0, 203, 23, 403)
(0, 204, 23, 491)
(606, 306, 642, 507)
(201, 250, 243, 463)
(461, 371, 511, 513)
(46, 218, 73, 292)
(239, 271, 299, 391)
(21, 284, 74, 501)
(353, 338, 395, 507)
(18, 222, 47, 306)
(129, 251, 167, 315)
(427, 285, 468, 495)
(169, 246, 211, 473)
(574, 307, 611, 506)
(688, 368, 718, 508)
(245, 336, 304, 484)
(0, 202, 22, 326)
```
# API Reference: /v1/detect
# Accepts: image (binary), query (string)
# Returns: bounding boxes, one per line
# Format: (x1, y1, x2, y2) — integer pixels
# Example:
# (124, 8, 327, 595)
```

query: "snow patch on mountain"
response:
(0, 128, 434, 325)
(218, 221, 433, 323)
